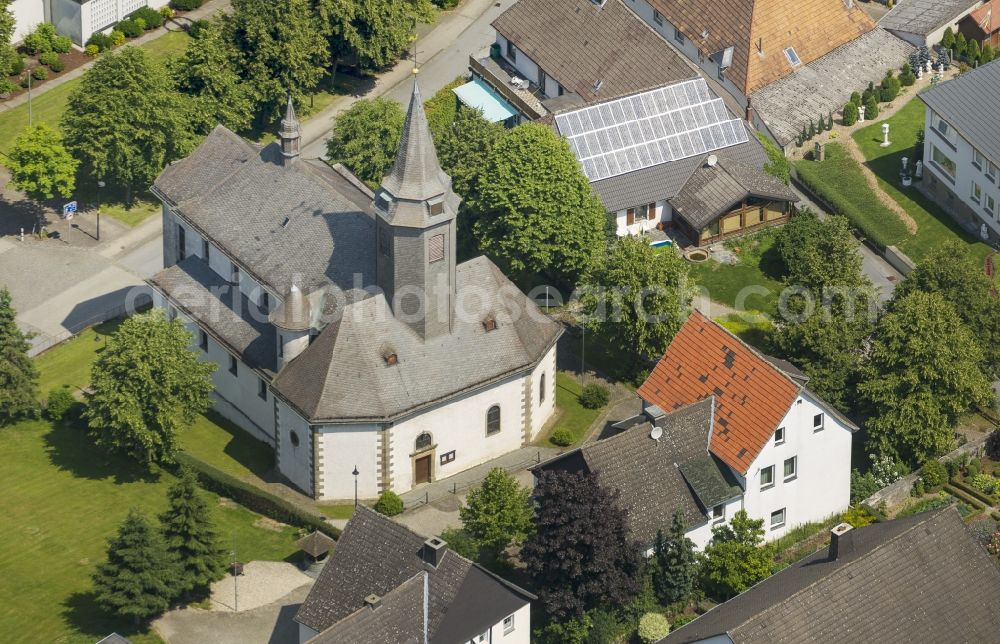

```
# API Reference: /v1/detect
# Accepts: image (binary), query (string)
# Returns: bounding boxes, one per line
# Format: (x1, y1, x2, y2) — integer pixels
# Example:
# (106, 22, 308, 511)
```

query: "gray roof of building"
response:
(492, 0, 697, 105)
(664, 507, 1000, 643)
(535, 398, 732, 546)
(296, 506, 532, 642)
(272, 256, 562, 423)
(148, 257, 276, 374)
(152, 126, 377, 296)
(309, 573, 425, 644)
(677, 455, 742, 510)
(920, 59, 1000, 164)
(589, 127, 769, 212)
(879, 0, 980, 36)
(751, 28, 915, 147)
(269, 284, 311, 331)
(669, 157, 799, 230)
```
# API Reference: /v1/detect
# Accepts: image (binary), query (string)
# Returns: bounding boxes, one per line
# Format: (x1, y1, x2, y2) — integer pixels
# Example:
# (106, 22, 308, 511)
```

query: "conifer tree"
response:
(159, 468, 227, 597)
(0, 287, 38, 422)
(92, 509, 180, 625)
(651, 511, 697, 605)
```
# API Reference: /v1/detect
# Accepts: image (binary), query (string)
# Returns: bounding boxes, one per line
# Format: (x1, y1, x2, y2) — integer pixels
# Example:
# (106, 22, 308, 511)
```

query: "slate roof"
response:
(920, 59, 1000, 164)
(152, 126, 377, 296)
(664, 508, 1000, 643)
(492, 0, 697, 104)
(271, 256, 562, 423)
(965, 0, 1000, 35)
(637, 310, 800, 474)
(669, 157, 799, 230)
(587, 112, 769, 213)
(879, 0, 981, 36)
(148, 257, 276, 374)
(309, 573, 425, 644)
(533, 398, 738, 545)
(296, 530, 336, 558)
(269, 284, 311, 331)
(296, 506, 532, 642)
(751, 28, 915, 147)
(645, 0, 875, 96)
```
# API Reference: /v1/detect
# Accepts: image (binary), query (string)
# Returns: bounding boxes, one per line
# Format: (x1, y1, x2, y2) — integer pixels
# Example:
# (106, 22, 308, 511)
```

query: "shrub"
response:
(86, 32, 115, 52)
(31, 67, 47, 81)
(944, 457, 962, 479)
(849, 469, 879, 504)
(899, 63, 916, 87)
(912, 478, 925, 496)
(118, 19, 143, 38)
(160, 6, 175, 20)
(46, 388, 75, 421)
(85, 44, 100, 57)
(849, 91, 861, 106)
(111, 30, 126, 47)
(0, 78, 13, 96)
(438, 527, 479, 560)
(921, 459, 948, 488)
(374, 490, 404, 516)
(986, 429, 1000, 460)
(970, 473, 997, 495)
(842, 102, 859, 126)
(579, 383, 610, 409)
(38, 52, 59, 67)
(187, 19, 210, 38)
(944, 484, 986, 510)
(52, 35, 73, 53)
(170, 0, 205, 10)
(638, 613, 670, 644)
(433, 0, 461, 7)
(672, 614, 697, 629)
(863, 95, 879, 119)
(19, 75, 30, 88)
(584, 609, 626, 644)
(842, 504, 876, 528)
(968, 459, 982, 478)
(48, 58, 65, 73)
(987, 531, 1000, 559)
(551, 427, 574, 447)
(132, 6, 164, 29)
(22, 24, 57, 55)
(9, 56, 26, 75)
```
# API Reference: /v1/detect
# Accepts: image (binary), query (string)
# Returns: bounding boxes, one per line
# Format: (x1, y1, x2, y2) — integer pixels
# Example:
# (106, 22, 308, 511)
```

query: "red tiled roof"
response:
(969, 1, 999, 34)
(637, 310, 800, 474)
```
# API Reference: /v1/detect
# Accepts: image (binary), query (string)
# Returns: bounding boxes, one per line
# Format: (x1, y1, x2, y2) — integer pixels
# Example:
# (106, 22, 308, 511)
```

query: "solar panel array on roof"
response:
(555, 78, 750, 182)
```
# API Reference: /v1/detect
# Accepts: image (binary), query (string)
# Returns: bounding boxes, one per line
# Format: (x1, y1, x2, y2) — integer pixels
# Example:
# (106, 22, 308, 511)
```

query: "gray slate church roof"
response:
(297, 506, 533, 643)
(920, 60, 1000, 164)
(665, 507, 1000, 643)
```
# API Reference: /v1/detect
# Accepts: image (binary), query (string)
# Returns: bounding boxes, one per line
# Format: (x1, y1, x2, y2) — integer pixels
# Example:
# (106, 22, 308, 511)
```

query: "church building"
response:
(147, 79, 562, 501)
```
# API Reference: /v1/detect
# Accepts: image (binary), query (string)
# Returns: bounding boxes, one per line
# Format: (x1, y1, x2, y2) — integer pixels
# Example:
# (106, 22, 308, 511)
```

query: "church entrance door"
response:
(415, 455, 432, 485)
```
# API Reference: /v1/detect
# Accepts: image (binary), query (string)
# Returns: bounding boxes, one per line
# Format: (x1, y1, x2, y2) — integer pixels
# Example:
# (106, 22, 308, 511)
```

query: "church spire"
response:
(278, 92, 301, 166)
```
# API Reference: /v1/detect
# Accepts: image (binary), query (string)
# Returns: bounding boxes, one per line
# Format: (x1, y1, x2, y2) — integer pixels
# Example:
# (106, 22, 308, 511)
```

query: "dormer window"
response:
(428, 197, 444, 217)
(384, 352, 398, 366)
(375, 190, 391, 212)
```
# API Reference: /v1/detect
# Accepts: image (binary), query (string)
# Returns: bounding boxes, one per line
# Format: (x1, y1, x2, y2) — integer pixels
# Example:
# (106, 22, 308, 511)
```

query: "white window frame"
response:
(986, 194, 996, 217)
(674, 27, 685, 44)
(813, 413, 825, 432)
(973, 148, 985, 170)
(653, 10, 663, 26)
(504, 613, 515, 635)
(931, 113, 958, 146)
(784, 47, 801, 66)
(784, 456, 797, 481)
(774, 426, 785, 445)
(972, 181, 983, 204)
(760, 465, 775, 490)
(987, 161, 997, 183)
(712, 503, 725, 523)
(770, 508, 786, 529)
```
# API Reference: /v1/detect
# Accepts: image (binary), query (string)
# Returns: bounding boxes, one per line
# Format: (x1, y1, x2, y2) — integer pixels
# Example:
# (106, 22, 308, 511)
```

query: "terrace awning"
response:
(453, 78, 517, 123)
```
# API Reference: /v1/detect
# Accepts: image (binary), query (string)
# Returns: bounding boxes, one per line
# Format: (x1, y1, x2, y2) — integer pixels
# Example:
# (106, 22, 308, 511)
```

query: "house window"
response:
(653, 10, 663, 25)
(760, 465, 774, 489)
(931, 113, 957, 146)
(537, 66, 545, 88)
(540, 372, 546, 404)
(712, 503, 725, 522)
(290, 430, 300, 447)
(486, 405, 501, 435)
(674, 27, 685, 44)
(474, 633, 488, 643)
(504, 614, 516, 635)
(972, 181, 982, 203)
(201, 238, 209, 260)
(440, 450, 455, 465)
(279, 336, 284, 358)
(987, 162, 997, 183)
(199, 329, 208, 352)
(636, 203, 650, 221)
(506, 40, 516, 62)
(177, 225, 186, 260)
(258, 378, 267, 400)
(783, 47, 801, 66)
(770, 508, 786, 529)
(813, 413, 825, 432)
(231, 263, 240, 284)
(626, 208, 636, 225)
(228, 355, 238, 376)
(774, 426, 785, 445)
(428, 234, 445, 263)
(415, 432, 432, 451)
(784, 456, 797, 480)
(931, 145, 956, 179)
(974, 148, 985, 170)
(987, 194, 997, 217)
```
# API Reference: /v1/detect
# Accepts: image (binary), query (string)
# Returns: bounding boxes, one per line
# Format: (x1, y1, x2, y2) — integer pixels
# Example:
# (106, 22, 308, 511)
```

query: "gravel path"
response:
(210, 561, 312, 613)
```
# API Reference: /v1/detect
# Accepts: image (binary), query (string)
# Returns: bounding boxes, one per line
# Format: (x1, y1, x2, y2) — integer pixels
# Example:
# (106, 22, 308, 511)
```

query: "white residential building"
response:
(10, 0, 171, 45)
(919, 60, 1000, 242)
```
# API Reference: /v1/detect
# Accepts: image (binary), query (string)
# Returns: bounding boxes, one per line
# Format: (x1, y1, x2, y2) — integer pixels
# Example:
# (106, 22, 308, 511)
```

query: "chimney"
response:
(421, 536, 448, 569)
(745, 95, 754, 125)
(828, 522, 854, 561)
(364, 594, 382, 610)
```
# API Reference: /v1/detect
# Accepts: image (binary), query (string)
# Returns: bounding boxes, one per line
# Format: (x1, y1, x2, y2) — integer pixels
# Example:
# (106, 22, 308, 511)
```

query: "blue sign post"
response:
(62, 201, 77, 219)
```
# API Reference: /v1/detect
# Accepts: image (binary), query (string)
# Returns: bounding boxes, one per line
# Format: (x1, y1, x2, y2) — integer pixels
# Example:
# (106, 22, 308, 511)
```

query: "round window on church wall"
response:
(290, 431, 300, 447)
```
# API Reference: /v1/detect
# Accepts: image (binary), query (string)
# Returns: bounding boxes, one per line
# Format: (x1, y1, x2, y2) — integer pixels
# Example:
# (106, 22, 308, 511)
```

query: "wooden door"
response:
(415, 456, 431, 485)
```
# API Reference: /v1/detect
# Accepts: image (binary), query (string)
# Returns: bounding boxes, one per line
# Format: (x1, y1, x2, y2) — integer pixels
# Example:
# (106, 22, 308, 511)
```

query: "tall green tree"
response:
(859, 291, 993, 465)
(7, 124, 78, 200)
(160, 468, 227, 597)
(459, 467, 533, 557)
(521, 470, 641, 619)
(0, 288, 38, 422)
(698, 510, 774, 600)
(774, 211, 868, 291)
(223, 0, 329, 113)
(581, 236, 693, 365)
(326, 97, 404, 187)
(650, 511, 697, 606)
(84, 310, 216, 467)
(893, 241, 1000, 378)
(171, 20, 255, 133)
(0, 0, 17, 93)
(62, 47, 196, 204)
(315, 0, 411, 72)
(469, 123, 606, 287)
(92, 509, 180, 625)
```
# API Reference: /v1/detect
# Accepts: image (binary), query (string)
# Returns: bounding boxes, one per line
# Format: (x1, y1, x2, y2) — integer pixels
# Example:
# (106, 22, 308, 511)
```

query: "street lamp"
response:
(352, 465, 359, 507)
(96, 180, 105, 241)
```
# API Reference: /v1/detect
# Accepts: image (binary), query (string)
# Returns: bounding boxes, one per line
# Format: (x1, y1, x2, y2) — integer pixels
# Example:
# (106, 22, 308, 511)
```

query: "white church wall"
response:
(276, 399, 314, 496)
(317, 424, 382, 500)
(529, 344, 557, 440)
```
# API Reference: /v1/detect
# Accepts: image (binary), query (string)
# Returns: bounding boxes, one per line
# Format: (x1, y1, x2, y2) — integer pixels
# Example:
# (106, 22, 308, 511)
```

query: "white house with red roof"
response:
(636, 311, 857, 543)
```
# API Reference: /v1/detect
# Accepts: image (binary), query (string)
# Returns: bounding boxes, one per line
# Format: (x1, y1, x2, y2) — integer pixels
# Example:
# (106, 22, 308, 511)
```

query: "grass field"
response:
(688, 231, 784, 316)
(539, 371, 603, 448)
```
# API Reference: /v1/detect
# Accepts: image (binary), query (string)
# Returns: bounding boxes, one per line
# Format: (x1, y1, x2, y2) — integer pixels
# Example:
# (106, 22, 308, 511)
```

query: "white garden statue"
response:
(880, 123, 891, 148)
(858, 105, 866, 123)
(915, 160, 923, 178)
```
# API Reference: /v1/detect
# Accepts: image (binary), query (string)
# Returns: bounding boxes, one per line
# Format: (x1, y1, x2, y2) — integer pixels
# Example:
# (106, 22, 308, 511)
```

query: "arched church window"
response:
(415, 432, 432, 451)
(486, 406, 501, 435)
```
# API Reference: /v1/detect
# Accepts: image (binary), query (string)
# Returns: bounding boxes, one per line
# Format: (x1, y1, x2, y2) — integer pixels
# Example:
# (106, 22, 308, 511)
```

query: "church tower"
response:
(278, 94, 301, 166)
(374, 73, 461, 341)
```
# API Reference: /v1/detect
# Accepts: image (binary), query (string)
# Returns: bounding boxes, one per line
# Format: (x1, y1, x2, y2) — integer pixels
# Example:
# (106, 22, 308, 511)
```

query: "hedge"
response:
(175, 452, 341, 540)
(944, 484, 987, 511)
(992, 511, 1000, 522)
(950, 478, 997, 507)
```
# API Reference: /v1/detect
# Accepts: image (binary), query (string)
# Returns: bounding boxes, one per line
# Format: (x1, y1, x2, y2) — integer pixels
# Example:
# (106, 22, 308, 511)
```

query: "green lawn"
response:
(34, 318, 123, 395)
(318, 503, 359, 520)
(178, 411, 275, 481)
(687, 231, 784, 316)
(715, 313, 774, 352)
(852, 99, 992, 264)
(539, 371, 603, 448)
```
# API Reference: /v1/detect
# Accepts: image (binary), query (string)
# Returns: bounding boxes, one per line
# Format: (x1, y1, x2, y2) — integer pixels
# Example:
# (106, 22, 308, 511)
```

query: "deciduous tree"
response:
(314, 0, 412, 72)
(859, 291, 993, 465)
(326, 97, 404, 187)
(159, 467, 227, 597)
(84, 310, 215, 466)
(774, 211, 868, 291)
(521, 470, 641, 619)
(459, 467, 533, 556)
(469, 123, 606, 287)
(7, 124, 77, 200)
(0, 0, 17, 93)
(0, 287, 38, 422)
(62, 47, 195, 204)
(650, 511, 697, 606)
(698, 509, 773, 600)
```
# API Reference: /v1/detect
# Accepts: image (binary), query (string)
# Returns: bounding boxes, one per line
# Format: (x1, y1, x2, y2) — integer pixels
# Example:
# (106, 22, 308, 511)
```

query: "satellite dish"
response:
(706, 154, 718, 167)
(650, 426, 663, 441)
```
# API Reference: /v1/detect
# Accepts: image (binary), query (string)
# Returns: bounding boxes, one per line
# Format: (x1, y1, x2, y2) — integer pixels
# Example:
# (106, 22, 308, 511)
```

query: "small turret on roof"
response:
(278, 92, 301, 165)
(269, 283, 311, 331)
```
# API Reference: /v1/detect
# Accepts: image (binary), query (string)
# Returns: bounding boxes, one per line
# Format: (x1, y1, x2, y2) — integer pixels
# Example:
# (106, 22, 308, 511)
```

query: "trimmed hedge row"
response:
(944, 484, 987, 511)
(175, 452, 341, 541)
(950, 478, 998, 507)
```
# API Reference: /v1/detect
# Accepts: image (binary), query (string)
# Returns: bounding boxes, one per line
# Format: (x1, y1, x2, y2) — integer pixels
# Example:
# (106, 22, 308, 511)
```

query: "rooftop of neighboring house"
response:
(533, 398, 742, 545)
(645, 0, 876, 95)
(492, 0, 698, 105)
(878, 0, 982, 37)
(664, 508, 1000, 643)
(296, 506, 534, 644)
(919, 59, 1000, 162)
(965, 0, 1000, 34)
